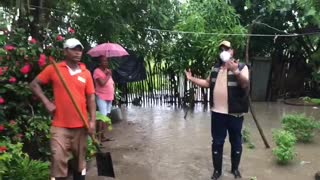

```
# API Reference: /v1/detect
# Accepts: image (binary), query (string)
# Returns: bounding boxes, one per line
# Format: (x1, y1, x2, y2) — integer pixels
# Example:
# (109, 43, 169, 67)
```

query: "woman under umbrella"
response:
(93, 56, 114, 141)
(87, 42, 129, 141)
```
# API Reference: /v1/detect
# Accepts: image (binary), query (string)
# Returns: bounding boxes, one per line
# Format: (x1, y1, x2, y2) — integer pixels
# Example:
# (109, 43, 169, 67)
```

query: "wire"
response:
(144, 28, 320, 37)
(253, 22, 289, 34)
(28, 4, 320, 38)
(29, 5, 66, 13)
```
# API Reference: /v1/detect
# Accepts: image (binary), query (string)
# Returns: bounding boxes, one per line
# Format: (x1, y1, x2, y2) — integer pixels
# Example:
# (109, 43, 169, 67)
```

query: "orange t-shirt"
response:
(37, 61, 95, 128)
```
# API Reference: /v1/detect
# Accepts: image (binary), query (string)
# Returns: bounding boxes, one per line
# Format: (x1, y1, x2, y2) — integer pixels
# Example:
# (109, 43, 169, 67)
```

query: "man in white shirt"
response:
(185, 40, 249, 179)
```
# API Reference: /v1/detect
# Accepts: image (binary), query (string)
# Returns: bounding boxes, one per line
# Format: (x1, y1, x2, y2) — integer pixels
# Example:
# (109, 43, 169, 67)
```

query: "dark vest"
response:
(209, 63, 249, 114)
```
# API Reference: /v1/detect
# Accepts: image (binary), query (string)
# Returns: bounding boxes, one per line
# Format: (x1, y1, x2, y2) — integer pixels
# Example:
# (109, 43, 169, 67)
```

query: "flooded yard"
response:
(87, 102, 320, 180)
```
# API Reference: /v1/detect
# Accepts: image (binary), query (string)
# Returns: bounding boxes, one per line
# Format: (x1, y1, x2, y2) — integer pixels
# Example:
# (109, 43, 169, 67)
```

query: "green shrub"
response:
(302, 96, 311, 102)
(272, 130, 296, 165)
(310, 98, 320, 105)
(281, 114, 320, 142)
(3, 155, 49, 180)
(242, 127, 250, 143)
(0, 141, 49, 180)
(247, 142, 256, 149)
(302, 97, 320, 105)
(96, 111, 112, 131)
(86, 138, 97, 161)
(242, 127, 255, 149)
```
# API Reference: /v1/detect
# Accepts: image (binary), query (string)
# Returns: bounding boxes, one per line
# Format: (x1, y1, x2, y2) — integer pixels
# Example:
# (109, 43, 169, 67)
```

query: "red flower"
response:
(0, 125, 4, 132)
(0, 98, 4, 104)
(29, 38, 37, 44)
(20, 64, 31, 75)
(9, 120, 16, 126)
(8, 76, 16, 84)
(0, 146, 7, 153)
(68, 27, 75, 34)
(56, 35, 64, 41)
(38, 54, 46, 67)
(4, 45, 15, 51)
(0, 67, 8, 75)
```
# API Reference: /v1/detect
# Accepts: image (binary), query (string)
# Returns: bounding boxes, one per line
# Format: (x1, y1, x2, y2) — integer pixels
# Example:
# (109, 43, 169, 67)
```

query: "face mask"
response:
(219, 51, 231, 62)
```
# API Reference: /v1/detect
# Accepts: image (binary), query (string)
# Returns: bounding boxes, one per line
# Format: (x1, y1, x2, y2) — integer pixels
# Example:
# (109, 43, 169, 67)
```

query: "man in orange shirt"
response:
(185, 40, 249, 179)
(30, 38, 96, 180)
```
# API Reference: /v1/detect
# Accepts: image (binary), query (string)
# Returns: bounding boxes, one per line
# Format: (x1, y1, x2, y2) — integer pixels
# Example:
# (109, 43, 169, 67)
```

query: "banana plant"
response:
(96, 111, 112, 131)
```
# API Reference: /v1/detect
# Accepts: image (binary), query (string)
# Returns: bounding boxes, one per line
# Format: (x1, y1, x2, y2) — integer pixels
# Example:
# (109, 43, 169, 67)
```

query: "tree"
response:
(230, 0, 320, 99)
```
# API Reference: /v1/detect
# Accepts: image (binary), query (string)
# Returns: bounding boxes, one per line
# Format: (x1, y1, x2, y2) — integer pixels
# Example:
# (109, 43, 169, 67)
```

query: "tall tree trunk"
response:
(28, 0, 45, 41)
(268, 38, 288, 101)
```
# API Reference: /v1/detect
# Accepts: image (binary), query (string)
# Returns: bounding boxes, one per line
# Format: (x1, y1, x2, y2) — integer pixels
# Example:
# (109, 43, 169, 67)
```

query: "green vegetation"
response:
(272, 130, 296, 165)
(281, 114, 320, 142)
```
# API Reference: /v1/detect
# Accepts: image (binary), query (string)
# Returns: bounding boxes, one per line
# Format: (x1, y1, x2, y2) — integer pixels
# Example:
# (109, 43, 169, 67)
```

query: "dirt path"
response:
(87, 102, 320, 180)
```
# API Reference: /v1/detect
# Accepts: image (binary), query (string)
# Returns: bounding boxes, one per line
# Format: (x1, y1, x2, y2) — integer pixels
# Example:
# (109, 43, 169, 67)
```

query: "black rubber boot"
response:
(73, 172, 85, 180)
(211, 170, 222, 180)
(231, 150, 242, 178)
(315, 171, 320, 180)
(211, 146, 223, 179)
(231, 169, 242, 179)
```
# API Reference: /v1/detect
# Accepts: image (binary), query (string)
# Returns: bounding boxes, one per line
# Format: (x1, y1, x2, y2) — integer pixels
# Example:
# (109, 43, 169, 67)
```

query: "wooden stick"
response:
(249, 97, 270, 148)
(246, 24, 271, 149)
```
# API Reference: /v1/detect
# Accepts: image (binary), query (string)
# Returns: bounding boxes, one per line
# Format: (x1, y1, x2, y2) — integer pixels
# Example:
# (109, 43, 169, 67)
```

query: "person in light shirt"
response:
(185, 40, 250, 179)
(93, 56, 115, 141)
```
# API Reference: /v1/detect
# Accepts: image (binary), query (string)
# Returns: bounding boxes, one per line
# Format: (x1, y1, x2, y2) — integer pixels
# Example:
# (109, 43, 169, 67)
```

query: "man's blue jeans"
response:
(211, 111, 244, 173)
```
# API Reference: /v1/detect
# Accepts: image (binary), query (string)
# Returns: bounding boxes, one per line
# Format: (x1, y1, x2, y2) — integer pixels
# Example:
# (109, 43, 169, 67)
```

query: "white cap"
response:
(218, 40, 231, 48)
(63, 38, 84, 49)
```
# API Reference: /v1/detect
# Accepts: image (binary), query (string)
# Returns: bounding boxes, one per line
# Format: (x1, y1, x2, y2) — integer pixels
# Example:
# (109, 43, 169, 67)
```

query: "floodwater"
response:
(87, 102, 320, 180)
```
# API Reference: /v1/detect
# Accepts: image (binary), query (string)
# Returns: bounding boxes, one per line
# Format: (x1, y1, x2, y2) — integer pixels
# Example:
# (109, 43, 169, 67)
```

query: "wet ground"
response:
(87, 101, 320, 180)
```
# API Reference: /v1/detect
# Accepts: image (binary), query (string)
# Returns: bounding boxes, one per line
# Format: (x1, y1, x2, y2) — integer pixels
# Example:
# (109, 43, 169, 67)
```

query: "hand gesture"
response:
(104, 69, 111, 75)
(185, 69, 193, 80)
(225, 59, 239, 73)
(44, 101, 56, 114)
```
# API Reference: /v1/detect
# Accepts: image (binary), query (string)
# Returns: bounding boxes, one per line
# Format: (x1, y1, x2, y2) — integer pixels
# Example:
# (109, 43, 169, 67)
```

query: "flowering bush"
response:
(0, 27, 73, 159)
(0, 27, 89, 179)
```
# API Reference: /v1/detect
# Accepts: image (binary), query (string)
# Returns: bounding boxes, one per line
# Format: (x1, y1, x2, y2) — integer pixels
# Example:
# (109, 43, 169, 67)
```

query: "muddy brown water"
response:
(86, 102, 320, 180)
